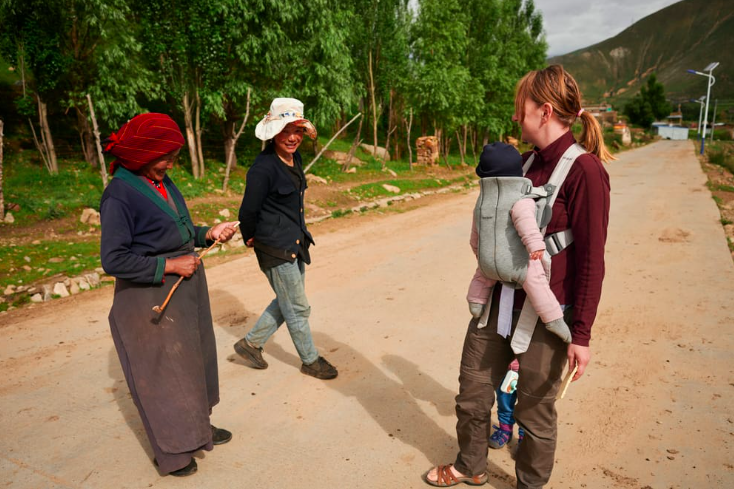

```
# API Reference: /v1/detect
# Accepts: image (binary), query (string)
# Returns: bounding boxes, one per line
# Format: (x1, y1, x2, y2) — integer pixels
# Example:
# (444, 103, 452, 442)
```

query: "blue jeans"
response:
(246, 259, 319, 365)
(496, 387, 525, 438)
(496, 387, 517, 426)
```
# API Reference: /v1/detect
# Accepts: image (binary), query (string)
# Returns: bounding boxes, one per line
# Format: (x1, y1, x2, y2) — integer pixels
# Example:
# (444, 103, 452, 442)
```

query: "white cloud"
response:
(533, 0, 682, 56)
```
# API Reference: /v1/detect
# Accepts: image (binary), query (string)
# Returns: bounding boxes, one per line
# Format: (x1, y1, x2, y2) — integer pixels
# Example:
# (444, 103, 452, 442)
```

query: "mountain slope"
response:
(548, 0, 734, 104)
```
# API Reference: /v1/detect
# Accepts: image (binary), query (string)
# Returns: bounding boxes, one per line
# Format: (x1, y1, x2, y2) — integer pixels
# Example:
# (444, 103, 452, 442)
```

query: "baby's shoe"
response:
(488, 424, 513, 449)
(468, 302, 485, 318)
(545, 317, 572, 343)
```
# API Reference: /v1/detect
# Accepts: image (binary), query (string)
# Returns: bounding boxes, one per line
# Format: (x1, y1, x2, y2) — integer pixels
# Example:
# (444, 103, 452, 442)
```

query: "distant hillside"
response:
(549, 0, 734, 105)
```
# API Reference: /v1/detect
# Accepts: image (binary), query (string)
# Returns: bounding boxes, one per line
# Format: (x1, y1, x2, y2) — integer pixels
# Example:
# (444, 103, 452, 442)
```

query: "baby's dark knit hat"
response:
(476, 142, 523, 178)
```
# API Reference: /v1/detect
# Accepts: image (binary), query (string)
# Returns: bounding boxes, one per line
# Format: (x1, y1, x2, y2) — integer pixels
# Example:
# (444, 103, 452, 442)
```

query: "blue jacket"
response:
(238, 144, 314, 264)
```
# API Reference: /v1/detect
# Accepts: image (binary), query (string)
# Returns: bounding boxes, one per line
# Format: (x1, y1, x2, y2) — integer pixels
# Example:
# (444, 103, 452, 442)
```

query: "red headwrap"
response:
(105, 113, 185, 175)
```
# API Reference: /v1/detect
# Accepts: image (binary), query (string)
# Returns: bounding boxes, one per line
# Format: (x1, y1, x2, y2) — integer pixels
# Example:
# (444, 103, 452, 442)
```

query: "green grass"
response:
(0, 240, 102, 292)
(167, 159, 247, 199)
(714, 184, 734, 193)
(3, 153, 106, 224)
(349, 175, 471, 200)
(330, 209, 353, 219)
(1, 152, 248, 228)
(308, 134, 473, 183)
(706, 142, 734, 175)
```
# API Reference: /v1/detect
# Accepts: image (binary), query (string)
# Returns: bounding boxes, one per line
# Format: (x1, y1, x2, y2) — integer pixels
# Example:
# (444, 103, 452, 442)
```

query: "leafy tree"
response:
(410, 0, 472, 152)
(280, 0, 356, 130)
(0, 0, 66, 172)
(344, 0, 410, 157)
(465, 0, 546, 144)
(624, 73, 671, 127)
(0, 0, 153, 171)
(132, 0, 211, 178)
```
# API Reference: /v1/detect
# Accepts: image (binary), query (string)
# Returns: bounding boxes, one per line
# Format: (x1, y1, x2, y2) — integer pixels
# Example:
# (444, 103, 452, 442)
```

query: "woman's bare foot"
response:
(425, 464, 467, 484)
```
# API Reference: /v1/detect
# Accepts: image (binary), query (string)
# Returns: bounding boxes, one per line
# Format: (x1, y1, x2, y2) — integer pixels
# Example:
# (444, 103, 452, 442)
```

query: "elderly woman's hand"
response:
(209, 221, 240, 243)
(165, 255, 201, 278)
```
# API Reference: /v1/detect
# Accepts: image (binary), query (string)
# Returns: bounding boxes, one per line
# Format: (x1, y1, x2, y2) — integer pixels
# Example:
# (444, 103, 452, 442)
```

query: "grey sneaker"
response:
(234, 338, 268, 369)
(300, 356, 338, 380)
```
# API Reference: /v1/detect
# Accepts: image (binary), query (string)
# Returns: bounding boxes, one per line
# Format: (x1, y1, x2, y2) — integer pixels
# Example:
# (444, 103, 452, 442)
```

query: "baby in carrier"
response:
(467, 142, 571, 343)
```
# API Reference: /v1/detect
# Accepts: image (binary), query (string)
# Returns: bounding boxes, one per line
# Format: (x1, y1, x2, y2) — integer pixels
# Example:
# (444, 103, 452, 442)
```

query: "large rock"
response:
(3, 212, 14, 224)
(223, 235, 245, 249)
(53, 282, 70, 298)
(30, 294, 43, 303)
(382, 184, 401, 194)
(80, 208, 101, 225)
(4, 285, 15, 296)
(85, 273, 101, 288)
(219, 208, 231, 218)
(323, 150, 364, 166)
(42, 284, 54, 301)
(359, 143, 391, 161)
(69, 281, 80, 295)
(306, 174, 328, 185)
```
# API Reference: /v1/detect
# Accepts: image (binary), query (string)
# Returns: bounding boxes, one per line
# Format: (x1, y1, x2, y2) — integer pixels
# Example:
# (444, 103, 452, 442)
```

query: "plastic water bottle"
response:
(500, 370, 518, 394)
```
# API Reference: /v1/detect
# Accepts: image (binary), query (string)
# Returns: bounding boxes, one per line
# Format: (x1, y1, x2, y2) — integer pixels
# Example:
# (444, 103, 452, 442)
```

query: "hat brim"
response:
(255, 117, 317, 141)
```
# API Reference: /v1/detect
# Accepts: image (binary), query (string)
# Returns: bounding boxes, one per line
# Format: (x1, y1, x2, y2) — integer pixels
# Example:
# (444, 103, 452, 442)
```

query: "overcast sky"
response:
(534, 0, 682, 56)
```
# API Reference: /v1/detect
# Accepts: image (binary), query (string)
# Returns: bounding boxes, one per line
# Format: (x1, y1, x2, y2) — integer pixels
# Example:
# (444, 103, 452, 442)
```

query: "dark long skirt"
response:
(109, 264, 219, 474)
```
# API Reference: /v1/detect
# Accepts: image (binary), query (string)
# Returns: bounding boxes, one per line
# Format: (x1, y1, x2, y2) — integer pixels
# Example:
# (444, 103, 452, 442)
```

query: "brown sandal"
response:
(424, 464, 488, 487)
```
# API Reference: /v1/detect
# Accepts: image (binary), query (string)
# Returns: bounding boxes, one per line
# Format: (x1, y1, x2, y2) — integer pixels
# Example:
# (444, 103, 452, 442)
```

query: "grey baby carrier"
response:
(475, 143, 586, 287)
(474, 143, 586, 351)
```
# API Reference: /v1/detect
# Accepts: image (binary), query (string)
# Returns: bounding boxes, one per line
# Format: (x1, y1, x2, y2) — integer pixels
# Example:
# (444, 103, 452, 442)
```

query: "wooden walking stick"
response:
(152, 222, 240, 313)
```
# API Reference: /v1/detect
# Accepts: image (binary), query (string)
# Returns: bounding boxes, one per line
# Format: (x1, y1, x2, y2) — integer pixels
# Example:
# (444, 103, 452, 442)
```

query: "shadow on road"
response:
(381, 354, 456, 417)
(258, 329, 511, 486)
(106, 347, 153, 459)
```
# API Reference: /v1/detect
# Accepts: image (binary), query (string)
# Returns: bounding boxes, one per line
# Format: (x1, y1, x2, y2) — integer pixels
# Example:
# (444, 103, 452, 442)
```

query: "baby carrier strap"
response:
(522, 143, 585, 255)
(509, 143, 586, 354)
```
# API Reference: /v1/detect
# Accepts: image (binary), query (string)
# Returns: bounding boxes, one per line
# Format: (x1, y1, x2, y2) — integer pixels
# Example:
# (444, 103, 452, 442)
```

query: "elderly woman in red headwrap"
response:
(100, 113, 238, 477)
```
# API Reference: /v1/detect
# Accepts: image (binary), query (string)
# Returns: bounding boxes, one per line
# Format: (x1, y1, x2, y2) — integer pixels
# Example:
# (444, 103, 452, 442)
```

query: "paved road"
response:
(1, 140, 732, 488)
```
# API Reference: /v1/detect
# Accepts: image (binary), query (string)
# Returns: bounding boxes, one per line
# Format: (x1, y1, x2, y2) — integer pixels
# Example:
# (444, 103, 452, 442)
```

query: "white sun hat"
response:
(254, 98, 318, 141)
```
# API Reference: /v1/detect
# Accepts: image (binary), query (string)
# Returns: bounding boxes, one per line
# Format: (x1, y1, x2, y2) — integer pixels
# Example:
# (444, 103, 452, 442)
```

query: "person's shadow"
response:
(381, 354, 456, 417)
(260, 331, 510, 485)
(208, 288, 260, 367)
(106, 347, 153, 458)
(381, 353, 516, 488)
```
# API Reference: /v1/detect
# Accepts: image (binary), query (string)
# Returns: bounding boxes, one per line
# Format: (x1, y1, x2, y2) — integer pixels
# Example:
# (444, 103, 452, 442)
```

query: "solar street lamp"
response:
(687, 62, 719, 154)
(689, 96, 706, 135)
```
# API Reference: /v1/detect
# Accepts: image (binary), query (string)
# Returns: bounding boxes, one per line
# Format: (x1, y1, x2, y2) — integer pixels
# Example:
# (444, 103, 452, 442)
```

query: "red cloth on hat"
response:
(106, 113, 185, 175)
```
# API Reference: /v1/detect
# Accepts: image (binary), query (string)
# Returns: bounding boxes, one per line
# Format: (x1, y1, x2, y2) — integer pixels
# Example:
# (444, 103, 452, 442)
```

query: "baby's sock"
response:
(545, 317, 572, 343)
(468, 302, 485, 318)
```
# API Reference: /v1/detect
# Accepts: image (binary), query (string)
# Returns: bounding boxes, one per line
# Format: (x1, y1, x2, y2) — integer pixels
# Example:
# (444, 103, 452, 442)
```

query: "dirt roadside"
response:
(1, 140, 732, 488)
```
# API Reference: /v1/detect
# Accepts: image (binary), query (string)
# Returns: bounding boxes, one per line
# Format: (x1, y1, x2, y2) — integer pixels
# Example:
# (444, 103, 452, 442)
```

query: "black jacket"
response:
(238, 144, 314, 266)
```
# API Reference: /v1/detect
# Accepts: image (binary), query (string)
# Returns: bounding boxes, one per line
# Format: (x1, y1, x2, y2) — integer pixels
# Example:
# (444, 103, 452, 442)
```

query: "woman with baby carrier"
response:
(425, 65, 612, 487)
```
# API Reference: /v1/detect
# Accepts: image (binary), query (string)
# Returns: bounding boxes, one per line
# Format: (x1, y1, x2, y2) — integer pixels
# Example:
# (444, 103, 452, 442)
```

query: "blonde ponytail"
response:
(578, 110, 615, 162)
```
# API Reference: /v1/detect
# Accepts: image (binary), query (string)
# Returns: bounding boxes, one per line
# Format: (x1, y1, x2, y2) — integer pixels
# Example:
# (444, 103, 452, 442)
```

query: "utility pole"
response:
(710, 99, 718, 143)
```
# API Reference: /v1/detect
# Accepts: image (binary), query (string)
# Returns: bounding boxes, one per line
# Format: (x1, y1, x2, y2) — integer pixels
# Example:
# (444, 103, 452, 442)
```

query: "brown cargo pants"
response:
(453, 300, 571, 488)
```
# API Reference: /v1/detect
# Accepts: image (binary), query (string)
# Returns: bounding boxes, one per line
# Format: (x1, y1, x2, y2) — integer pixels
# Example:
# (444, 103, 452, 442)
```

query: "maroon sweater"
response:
(516, 131, 610, 346)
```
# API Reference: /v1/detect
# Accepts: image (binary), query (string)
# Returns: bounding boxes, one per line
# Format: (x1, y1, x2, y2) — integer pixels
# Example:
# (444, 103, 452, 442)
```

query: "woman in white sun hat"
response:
(234, 98, 338, 380)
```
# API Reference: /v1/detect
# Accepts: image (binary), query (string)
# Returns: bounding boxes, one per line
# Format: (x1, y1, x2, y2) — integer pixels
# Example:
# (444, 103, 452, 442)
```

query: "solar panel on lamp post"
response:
(687, 62, 719, 155)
